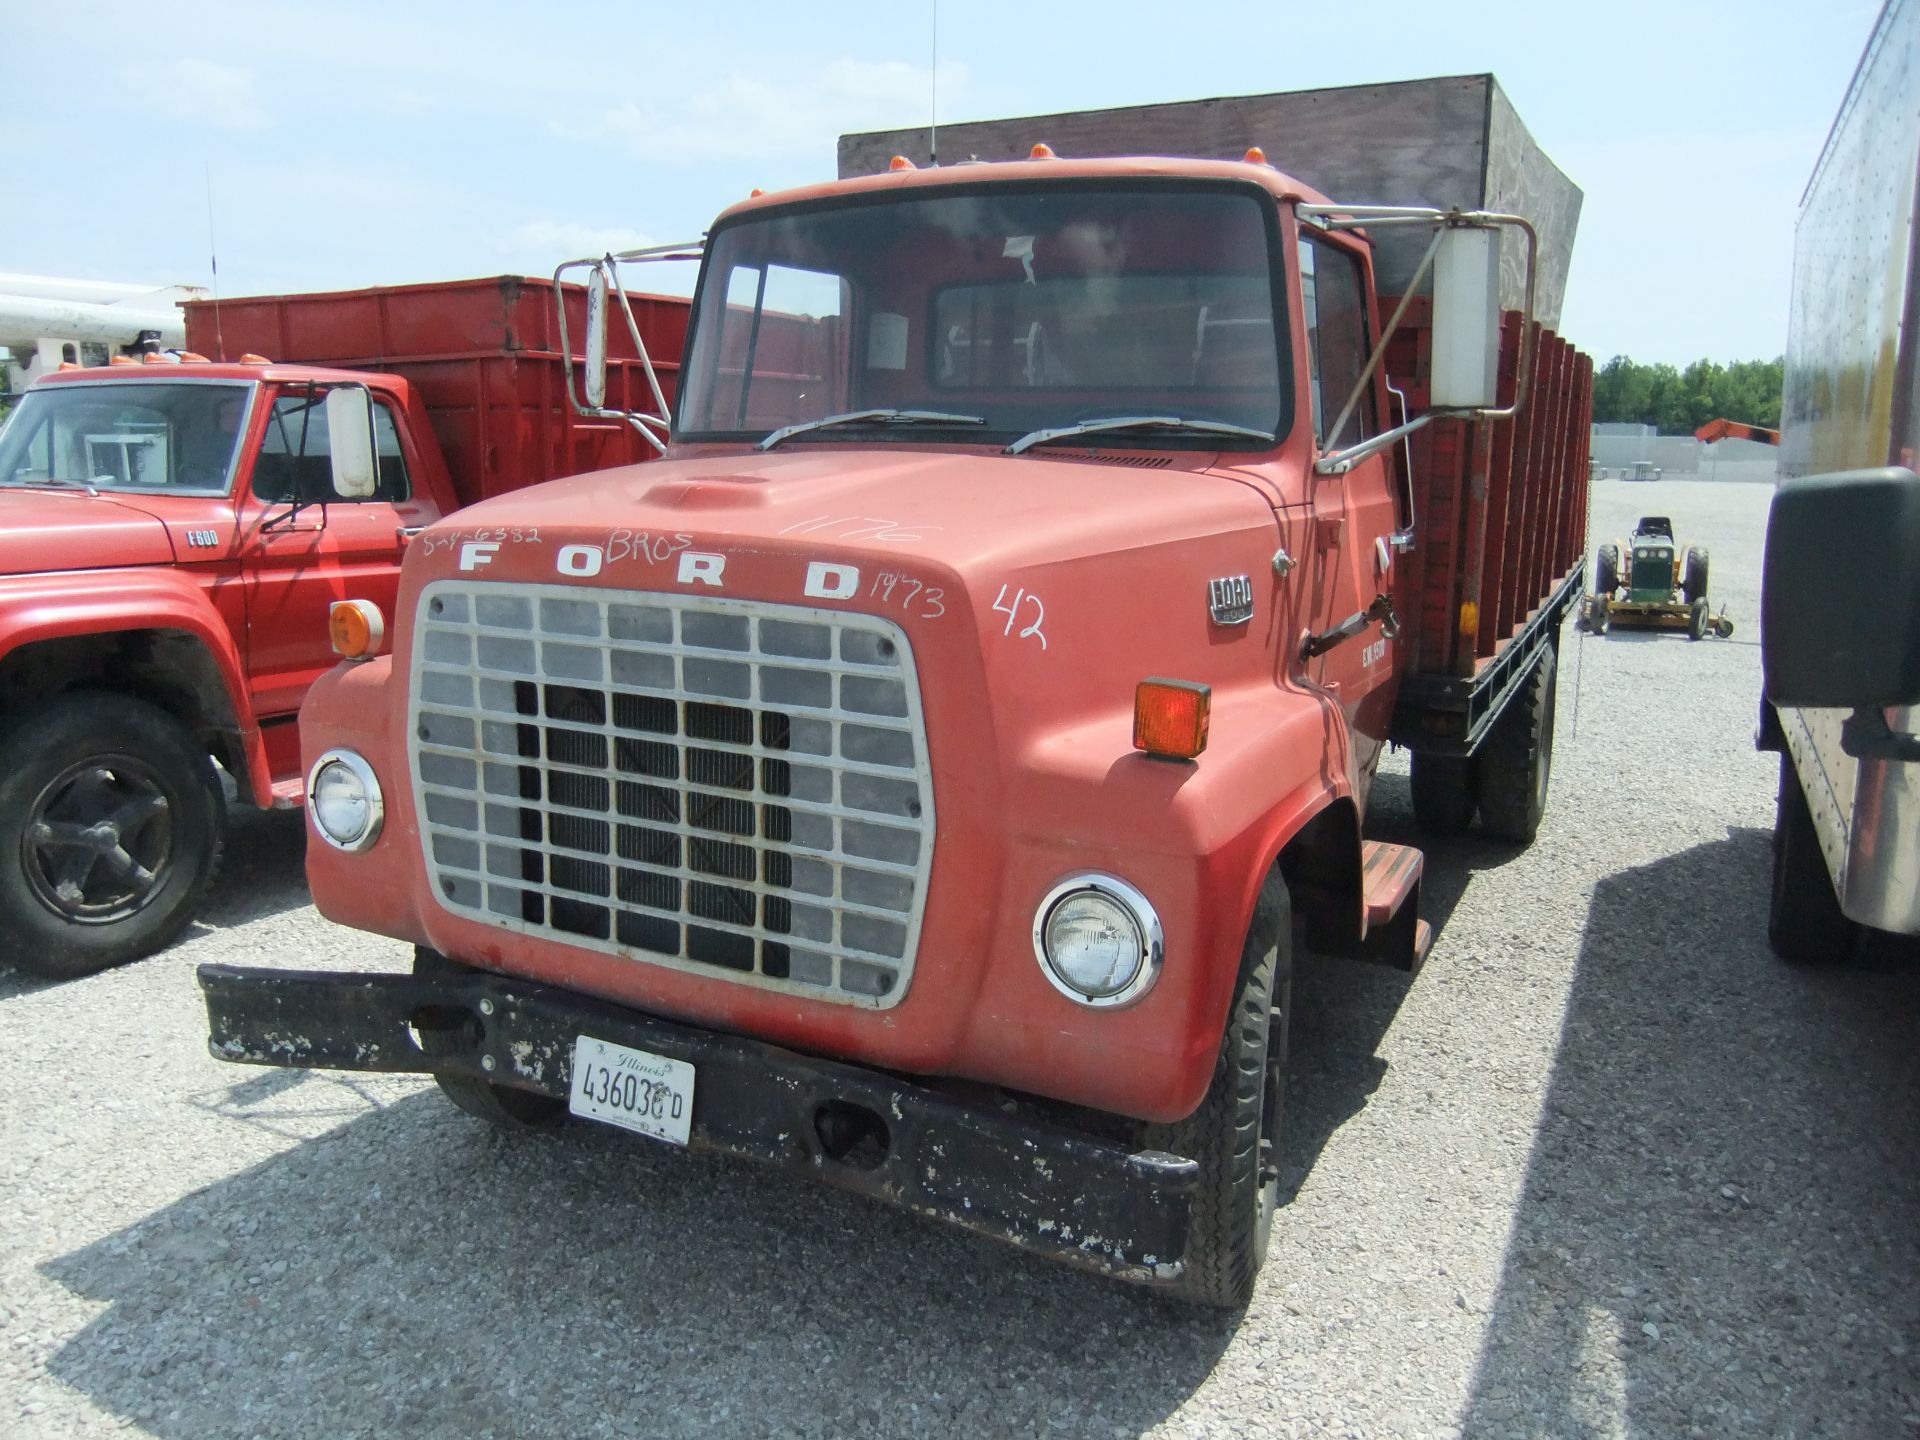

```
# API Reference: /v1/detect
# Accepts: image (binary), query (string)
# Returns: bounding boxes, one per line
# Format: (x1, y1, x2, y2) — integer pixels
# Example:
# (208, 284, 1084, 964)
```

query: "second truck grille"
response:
(408, 580, 934, 1008)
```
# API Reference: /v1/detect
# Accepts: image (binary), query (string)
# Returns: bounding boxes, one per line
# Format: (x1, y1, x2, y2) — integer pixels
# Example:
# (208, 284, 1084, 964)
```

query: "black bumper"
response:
(196, 962, 1197, 1283)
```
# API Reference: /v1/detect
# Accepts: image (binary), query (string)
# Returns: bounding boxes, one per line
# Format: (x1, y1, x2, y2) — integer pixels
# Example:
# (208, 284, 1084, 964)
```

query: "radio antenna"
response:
(929, 0, 939, 167)
(204, 161, 226, 360)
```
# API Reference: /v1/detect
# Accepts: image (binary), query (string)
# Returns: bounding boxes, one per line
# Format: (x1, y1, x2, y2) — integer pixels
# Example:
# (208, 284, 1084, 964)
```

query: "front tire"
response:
(1768, 754, 1855, 963)
(1683, 547, 1709, 605)
(0, 693, 226, 978)
(1140, 872, 1291, 1309)
(1476, 643, 1558, 845)
(1595, 542, 1620, 597)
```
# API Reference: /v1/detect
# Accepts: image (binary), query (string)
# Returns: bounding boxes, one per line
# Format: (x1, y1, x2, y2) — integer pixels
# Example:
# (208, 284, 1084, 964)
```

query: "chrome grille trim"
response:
(408, 580, 935, 1008)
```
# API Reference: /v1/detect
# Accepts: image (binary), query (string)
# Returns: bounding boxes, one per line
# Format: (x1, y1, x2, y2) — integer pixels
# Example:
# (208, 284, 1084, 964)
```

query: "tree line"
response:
(1590, 355, 1784, 435)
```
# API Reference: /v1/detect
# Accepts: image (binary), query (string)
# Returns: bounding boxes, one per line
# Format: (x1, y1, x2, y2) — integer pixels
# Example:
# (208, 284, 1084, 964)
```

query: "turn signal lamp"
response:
(1133, 679, 1211, 759)
(889, 155, 916, 171)
(1030, 142, 1057, 159)
(329, 599, 385, 660)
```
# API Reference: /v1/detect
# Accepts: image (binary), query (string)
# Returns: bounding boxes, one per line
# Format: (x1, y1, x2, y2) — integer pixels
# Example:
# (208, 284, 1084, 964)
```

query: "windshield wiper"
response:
(758, 409, 986, 452)
(1005, 415, 1275, 456)
(19, 475, 105, 495)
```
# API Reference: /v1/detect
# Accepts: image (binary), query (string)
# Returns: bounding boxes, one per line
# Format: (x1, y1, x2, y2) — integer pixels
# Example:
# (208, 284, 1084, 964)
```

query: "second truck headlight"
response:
(308, 750, 384, 852)
(1032, 875, 1164, 1007)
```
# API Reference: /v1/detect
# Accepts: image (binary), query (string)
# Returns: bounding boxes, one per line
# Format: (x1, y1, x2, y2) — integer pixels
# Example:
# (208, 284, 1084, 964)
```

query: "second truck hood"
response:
(425, 446, 1276, 576)
(0, 487, 178, 576)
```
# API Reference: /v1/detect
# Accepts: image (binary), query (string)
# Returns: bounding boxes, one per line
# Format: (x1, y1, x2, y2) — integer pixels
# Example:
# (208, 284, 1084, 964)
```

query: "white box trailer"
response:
(1761, 0, 1920, 958)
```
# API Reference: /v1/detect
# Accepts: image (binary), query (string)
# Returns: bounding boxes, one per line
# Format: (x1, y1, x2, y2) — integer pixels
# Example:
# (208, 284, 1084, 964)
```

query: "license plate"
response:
(568, 1035, 695, 1147)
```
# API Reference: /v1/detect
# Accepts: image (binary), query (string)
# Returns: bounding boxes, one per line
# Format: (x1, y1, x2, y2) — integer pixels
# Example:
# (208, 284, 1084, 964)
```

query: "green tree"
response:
(1583, 354, 1783, 433)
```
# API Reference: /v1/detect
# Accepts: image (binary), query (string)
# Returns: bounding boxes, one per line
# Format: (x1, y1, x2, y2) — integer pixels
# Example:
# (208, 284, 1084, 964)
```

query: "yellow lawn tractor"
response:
(1580, 516, 1734, 639)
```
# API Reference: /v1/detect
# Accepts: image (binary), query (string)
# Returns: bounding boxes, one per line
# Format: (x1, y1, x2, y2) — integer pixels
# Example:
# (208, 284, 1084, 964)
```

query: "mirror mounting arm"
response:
(1841, 708, 1920, 763)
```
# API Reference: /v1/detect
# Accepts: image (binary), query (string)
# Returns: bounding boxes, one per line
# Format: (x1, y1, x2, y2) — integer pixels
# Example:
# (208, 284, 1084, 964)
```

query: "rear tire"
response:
(1409, 752, 1476, 835)
(1683, 547, 1709, 605)
(1767, 754, 1855, 964)
(0, 693, 226, 979)
(413, 949, 565, 1130)
(1475, 643, 1557, 845)
(1140, 872, 1291, 1309)
(1595, 543, 1620, 597)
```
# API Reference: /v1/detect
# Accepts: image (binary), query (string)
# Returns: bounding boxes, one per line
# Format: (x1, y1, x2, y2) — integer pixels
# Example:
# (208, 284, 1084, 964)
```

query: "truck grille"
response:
(408, 581, 934, 1008)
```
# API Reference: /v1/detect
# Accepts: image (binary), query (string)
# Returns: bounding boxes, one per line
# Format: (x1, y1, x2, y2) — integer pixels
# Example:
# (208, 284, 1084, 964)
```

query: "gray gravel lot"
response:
(3, 477, 1917, 1438)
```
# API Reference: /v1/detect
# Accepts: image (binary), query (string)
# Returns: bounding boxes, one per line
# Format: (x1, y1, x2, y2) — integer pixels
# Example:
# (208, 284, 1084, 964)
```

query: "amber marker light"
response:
(329, 599, 385, 660)
(889, 155, 917, 171)
(1244, 146, 1268, 164)
(1133, 679, 1211, 759)
(1030, 142, 1057, 159)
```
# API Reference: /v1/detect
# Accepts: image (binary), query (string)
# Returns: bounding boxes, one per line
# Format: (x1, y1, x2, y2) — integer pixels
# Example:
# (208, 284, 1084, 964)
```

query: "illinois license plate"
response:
(568, 1035, 695, 1146)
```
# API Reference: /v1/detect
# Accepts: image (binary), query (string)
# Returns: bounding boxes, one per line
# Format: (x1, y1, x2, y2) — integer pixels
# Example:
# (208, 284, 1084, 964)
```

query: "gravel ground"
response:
(3, 476, 1917, 1438)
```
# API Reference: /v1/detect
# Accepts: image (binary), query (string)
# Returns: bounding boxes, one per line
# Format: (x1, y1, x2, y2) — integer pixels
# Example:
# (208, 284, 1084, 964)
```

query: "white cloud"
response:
(560, 57, 965, 164)
(137, 59, 272, 132)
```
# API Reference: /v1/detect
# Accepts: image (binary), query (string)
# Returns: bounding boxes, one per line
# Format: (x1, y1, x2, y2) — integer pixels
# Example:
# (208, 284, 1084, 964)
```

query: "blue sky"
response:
(1, 1, 1879, 365)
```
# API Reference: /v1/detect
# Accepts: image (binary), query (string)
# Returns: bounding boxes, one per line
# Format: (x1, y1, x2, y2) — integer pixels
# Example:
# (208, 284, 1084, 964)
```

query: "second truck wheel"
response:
(1475, 644, 1558, 845)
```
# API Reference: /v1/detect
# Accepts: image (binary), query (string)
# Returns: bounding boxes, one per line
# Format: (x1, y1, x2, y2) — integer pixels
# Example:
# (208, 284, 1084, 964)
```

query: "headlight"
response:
(308, 749, 384, 852)
(1032, 874, 1164, 1008)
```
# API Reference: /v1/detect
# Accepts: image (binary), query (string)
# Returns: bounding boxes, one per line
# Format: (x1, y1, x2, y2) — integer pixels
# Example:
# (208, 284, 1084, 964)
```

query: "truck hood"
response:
(428, 446, 1280, 577)
(0, 487, 178, 575)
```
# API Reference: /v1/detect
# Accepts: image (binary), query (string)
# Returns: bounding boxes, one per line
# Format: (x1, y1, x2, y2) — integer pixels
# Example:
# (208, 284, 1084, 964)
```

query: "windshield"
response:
(676, 182, 1288, 449)
(0, 381, 253, 494)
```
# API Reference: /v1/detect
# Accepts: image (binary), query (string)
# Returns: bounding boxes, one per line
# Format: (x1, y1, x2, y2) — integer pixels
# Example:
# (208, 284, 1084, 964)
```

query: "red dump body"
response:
(185, 275, 690, 507)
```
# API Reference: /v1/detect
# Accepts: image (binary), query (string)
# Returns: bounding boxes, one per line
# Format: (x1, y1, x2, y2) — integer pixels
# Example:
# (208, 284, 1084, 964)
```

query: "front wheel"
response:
(1139, 872, 1291, 1309)
(0, 693, 226, 978)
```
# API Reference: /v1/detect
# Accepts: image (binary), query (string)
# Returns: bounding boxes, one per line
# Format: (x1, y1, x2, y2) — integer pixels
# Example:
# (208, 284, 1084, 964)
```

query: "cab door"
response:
(237, 387, 435, 718)
(1298, 234, 1401, 785)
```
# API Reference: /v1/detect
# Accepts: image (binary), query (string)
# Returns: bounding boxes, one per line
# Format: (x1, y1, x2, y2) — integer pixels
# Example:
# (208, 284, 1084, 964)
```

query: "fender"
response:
(0, 567, 270, 807)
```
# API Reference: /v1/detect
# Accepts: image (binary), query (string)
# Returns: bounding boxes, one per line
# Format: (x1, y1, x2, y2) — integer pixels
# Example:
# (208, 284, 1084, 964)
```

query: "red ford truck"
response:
(0, 276, 687, 977)
(198, 77, 1591, 1306)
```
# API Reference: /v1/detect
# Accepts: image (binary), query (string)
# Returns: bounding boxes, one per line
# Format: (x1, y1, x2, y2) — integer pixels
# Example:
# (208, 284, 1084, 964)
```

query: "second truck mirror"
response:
(1763, 467, 1920, 709)
(1430, 227, 1502, 410)
(325, 387, 378, 499)
(584, 268, 610, 410)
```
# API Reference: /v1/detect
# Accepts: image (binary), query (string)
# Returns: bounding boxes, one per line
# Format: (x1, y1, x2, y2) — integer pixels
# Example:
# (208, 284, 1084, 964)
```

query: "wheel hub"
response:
(22, 759, 175, 924)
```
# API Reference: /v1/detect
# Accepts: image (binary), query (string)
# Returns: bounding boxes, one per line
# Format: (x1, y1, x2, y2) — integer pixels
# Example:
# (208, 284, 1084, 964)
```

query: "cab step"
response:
(1358, 840, 1433, 973)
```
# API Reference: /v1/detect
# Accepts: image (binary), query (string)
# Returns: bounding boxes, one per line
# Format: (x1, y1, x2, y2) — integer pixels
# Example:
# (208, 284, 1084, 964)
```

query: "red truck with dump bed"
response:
(0, 276, 686, 976)
(197, 77, 1591, 1307)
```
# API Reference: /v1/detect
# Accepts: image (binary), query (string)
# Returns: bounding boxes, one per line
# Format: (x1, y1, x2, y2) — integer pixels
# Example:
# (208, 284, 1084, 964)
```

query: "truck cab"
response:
(0, 358, 459, 974)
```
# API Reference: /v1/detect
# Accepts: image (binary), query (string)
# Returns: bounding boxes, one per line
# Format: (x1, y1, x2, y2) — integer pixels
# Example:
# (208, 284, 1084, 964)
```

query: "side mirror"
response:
(1763, 467, 1920, 708)
(1429, 226, 1502, 410)
(325, 387, 378, 499)
(583, 267, 610, 410)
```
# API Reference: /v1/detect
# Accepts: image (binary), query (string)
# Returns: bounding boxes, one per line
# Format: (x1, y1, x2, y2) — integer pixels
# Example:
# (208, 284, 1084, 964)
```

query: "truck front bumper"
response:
(197, 960, 1198, 1283)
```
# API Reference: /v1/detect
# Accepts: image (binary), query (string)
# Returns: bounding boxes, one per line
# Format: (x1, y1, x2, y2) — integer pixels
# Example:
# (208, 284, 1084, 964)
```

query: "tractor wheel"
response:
(1688, 598, 1710, 640)
(1139, 871, 1291, 1309)
(413, 949, 566, 1130)
(1768, 754, 1855, 964)
(1409, 752, 1476, 835)
(1595, 543, 1620, 597)
(1476, 643, 1557, 846)
(1591, 593, 1611, 635)
(1683, 547, 1710, 605)
(0, 693, 226, 978)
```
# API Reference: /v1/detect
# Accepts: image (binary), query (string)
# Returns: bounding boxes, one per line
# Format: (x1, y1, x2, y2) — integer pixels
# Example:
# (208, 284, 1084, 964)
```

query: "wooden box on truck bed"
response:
(840, 73, 1582, 327)
(183, 276, 691, 507)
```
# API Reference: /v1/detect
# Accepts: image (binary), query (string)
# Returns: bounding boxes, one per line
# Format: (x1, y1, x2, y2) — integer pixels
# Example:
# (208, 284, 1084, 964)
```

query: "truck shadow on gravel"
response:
(40, 1087, 1249, 1438)
(1457, 828, 1920, 1437)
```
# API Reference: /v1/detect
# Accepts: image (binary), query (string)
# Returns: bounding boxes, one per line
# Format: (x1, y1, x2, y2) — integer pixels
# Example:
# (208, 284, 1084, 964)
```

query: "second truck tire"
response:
(1475, 643, 1558, 845)
(0, 692, 227, 979)
(1767, 753, 1856, 964)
